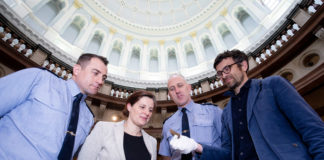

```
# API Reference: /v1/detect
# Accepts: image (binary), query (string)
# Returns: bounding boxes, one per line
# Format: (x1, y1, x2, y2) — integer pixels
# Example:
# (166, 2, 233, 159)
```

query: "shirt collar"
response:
(67, 79, 86, 99)
(177, 100, 194, 112)
(224, 79, 252, 97)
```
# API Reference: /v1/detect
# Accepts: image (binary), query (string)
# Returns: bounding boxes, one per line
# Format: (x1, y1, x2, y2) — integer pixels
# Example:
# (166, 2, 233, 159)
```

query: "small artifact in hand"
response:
(170, 129, 180, 138)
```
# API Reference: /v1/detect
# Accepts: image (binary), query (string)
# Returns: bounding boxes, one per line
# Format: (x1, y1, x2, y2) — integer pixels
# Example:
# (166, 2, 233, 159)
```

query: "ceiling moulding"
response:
(106, 69, 216, 89)
(84, 0, 223, 36)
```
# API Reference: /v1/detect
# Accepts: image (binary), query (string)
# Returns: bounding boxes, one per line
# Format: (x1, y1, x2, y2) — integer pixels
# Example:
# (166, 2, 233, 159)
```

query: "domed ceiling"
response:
(98, 0, 215, 27)
(2, 0, 301, 88)
(87, 0, 223, 36)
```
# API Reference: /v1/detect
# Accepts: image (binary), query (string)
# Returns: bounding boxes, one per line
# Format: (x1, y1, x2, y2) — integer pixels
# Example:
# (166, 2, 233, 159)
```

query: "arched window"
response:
(86, 31, 103, 54)
(202, 36, 217, 60)
(149, 49, 159, 72)
(109, 41, 123, 66)
(35, 0, 64, 24)
(218, 24, 237, 49)
(167, 48, 178, 72)
(128, 46, 141, 71)
(235, 8, 257, 33)
(184, 43, 197, 67)
(62, 16, 85, 44)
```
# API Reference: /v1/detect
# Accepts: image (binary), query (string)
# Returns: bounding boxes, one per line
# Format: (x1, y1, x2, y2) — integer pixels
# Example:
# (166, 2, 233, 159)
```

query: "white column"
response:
(175, 38, 186, 69)
(51, 1, 81, 33)
(223, 13, 245, 39)
(190, 32, 205, 63)
(120, 36, 132, 68)
(240, 0, 268, 21)
(74, 16, 98, 48)
(141, 40, 149, 71)
(24, 0, 43, 9)
(206, 23, 227, 52)
(159, 40, 166, 72)
(10, 2, 33, 18)
(99, 28, 115, 57)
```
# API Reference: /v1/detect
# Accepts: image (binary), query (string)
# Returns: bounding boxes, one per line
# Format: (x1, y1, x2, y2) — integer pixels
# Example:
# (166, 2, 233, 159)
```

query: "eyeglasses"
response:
(216, 61, 241, 79)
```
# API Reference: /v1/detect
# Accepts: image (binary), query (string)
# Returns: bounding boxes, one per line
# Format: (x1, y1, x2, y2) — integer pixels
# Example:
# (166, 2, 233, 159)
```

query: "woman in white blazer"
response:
(78, 90, 157, 160)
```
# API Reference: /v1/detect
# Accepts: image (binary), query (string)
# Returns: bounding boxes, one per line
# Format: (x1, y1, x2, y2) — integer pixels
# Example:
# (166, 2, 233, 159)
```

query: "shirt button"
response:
(240, 136, 244, 140)
(239, 121, 243, 125)
(240, 152, 244, 156)
(238, 108, 242, 112)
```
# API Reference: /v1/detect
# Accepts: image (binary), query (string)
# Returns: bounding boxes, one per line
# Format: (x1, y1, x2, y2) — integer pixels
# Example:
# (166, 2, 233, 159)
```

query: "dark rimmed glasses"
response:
(215, 61, 241, 79)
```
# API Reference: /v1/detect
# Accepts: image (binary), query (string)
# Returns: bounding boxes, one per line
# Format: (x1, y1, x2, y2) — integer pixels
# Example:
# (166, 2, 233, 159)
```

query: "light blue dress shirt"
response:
(159, 100, 223, 160)
(0, 68, 94, 160)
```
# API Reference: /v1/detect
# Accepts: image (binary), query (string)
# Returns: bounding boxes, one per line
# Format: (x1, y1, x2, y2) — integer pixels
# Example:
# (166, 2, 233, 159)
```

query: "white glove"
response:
(170, 135, 198, 154)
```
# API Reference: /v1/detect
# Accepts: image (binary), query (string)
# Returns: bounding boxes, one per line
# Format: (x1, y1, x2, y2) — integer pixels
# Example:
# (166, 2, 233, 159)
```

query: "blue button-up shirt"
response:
(0, 68, 94, 160)
(225, 79, 258, 160)
(159, 100, 223, 160)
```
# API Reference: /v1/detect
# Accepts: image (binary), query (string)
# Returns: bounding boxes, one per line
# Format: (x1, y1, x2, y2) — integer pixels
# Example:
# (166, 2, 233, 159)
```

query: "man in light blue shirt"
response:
(0, 53, 108, 159)
(159, 74, 223, 160)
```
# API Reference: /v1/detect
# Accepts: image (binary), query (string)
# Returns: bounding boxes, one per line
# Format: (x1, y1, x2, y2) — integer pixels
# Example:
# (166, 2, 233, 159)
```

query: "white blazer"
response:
(78, 120, 157, 160)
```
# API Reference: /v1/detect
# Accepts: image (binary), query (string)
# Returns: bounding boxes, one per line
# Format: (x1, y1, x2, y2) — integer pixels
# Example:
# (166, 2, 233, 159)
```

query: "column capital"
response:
(91, 16, 99, 24)
(159, 40, 165, 45)
(109, 27, 117, 34)
(126, 35, 133, 41)
(205, 21, 213, 29)
(142, 39, 149, 45)
(189, 31, 197, 38)
(73, 0, 83, 8)
(220, 7, 228, 17)
(174, 37, 181, 43)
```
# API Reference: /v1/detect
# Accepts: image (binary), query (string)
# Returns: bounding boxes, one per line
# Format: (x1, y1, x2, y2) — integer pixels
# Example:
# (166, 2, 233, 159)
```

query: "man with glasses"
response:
(170, 49, 324, 159)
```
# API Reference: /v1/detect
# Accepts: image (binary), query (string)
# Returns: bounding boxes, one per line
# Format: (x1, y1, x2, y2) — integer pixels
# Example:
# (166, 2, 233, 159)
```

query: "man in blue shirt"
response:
(159, 74, 223, 160)
(0, 53, 108, 159)
(170, 50, 324, 160)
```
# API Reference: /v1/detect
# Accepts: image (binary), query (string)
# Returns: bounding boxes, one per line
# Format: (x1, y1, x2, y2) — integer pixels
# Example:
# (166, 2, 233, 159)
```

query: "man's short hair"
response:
(77, 53, 109, 68)
(167, 73, 186, 81)
(213, 49, 249, 72)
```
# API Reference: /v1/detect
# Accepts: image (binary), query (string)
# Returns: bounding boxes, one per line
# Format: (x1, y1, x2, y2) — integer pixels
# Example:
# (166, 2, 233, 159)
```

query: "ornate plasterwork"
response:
(107, 69, 216, 88)
(84, 0, 224, 36)
(0, 1, 216, 88)
(0, 0, 302, 89)
(0, 2, 76, 66)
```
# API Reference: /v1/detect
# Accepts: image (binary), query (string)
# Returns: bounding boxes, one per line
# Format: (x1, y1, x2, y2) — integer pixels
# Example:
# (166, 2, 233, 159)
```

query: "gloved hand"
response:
(170, 135, 198, 154)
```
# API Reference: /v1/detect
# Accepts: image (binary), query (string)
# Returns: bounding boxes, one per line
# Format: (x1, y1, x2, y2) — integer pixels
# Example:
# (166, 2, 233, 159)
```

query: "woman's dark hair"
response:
(213, 49, 249, 72)
(122, 90, 157, 117)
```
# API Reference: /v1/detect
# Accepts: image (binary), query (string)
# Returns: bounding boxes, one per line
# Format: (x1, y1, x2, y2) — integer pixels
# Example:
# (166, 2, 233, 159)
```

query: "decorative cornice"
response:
(85, 0, 222, 36)
(0, 2, 76, 66)
(0, 0, 308, 89)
